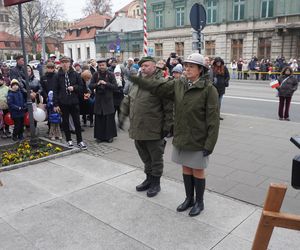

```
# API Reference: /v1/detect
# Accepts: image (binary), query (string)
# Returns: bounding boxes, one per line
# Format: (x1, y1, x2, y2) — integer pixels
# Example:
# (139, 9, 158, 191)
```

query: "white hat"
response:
(50, 54, 56, 58)
(184, 53, 207, 69)
(172, 64, 183, 73)
(128, 57, 134, 61)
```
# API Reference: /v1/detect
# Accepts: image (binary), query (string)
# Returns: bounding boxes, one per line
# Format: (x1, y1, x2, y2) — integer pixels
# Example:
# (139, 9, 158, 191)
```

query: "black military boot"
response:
(177, 174, 194, 212)
(136, 174, 152, 191)
(189, 178, 205, 217)
(146, 176, 161, 197)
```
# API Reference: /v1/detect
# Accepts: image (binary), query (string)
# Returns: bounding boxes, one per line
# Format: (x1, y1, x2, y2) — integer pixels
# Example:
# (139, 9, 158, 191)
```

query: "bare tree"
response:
(82, 0, 112, 16)
(8, 0, 64, 54)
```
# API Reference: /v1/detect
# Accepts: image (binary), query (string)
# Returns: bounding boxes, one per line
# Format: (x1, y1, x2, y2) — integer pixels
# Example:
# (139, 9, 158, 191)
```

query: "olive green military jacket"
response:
(129, 74, 220, 152)
(120, 70, 173, 140)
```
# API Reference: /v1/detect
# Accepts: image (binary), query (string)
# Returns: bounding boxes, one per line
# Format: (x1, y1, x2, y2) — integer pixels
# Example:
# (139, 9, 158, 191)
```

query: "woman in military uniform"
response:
(129, 53, 220, 216)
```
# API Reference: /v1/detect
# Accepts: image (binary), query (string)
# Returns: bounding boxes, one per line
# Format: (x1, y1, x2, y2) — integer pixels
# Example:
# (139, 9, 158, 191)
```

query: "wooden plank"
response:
(263, 211, 300, 231)
(252, 183, 287, 250)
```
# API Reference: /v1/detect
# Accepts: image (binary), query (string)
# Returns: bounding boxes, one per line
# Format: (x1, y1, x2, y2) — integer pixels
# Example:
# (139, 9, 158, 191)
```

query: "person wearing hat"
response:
(9, 55, 27, 98)
(210, 57, 230, 120)
(123, 57, 136, 95)
(89, 58, 118, 143)
(171, 64, 183, 79)
(53, 56, 87, 149)
(128, 53, 220, 216)
(7, 79, 26, 141)
(0, 73, 11, 138)
(119, 56, 173, 198)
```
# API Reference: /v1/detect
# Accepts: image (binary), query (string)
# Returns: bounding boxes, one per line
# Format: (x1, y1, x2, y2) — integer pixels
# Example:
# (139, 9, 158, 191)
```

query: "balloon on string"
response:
(33, 108, 46, 122)
(4, 112, 14, 126)
(24, 112, 30, 126)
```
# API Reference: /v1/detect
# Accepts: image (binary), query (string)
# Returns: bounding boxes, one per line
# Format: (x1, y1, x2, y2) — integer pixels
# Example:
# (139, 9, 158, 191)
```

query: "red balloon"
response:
(4, 112, 14, 126)
(24, 112, 30, 126)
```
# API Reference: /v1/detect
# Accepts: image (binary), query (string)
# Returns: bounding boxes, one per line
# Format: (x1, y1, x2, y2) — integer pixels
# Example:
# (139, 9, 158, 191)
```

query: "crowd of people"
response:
(0, 52, 299, 216)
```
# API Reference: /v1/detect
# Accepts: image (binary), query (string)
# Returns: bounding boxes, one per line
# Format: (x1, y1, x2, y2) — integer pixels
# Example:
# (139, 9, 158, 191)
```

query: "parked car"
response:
(28, 60, 40, 69)
(3, 59, 16, 67)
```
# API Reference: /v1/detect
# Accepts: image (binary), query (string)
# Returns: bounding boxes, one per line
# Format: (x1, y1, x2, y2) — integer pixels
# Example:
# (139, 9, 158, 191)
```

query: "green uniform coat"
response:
(130, 74, 220, 152)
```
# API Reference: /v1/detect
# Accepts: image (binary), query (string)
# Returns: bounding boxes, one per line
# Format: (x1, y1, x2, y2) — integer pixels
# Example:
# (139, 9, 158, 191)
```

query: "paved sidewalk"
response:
(1, 152, 300, 249)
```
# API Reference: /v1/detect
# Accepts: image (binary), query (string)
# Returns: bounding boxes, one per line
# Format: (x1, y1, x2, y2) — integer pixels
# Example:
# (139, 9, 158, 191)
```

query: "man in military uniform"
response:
(119, 57, 173, 197)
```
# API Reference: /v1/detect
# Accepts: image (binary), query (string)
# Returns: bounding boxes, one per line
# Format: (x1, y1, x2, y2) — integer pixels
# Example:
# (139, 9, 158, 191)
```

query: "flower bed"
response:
(1, 139, 68, 167)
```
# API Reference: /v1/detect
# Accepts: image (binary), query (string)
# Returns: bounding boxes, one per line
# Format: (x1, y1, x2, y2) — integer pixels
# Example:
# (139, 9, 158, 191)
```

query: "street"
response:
(223, 79, 300, 122)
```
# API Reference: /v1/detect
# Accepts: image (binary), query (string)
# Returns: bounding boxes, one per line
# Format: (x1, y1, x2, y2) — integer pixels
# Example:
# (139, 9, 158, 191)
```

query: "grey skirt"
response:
(171, 146, 209, 169)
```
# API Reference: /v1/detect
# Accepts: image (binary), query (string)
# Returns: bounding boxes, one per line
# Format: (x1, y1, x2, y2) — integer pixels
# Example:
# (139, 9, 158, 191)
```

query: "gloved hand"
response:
(203, 149, 212, 157)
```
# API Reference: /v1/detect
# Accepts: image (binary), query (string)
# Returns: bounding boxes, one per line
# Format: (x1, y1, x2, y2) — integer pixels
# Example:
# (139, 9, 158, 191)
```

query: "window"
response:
(4, 41, 10, 47)
(86, 47, 90, 59)
(175, 42, 184, 57)
(207, 0, 217, 24)
(297, 37, 300, 59)
(132, 44, 140, 57)
(231, 39, 243, 61)
(155, 43, 163, 57)
(0, 14, 3, 22)
(137, 8, 140, 16)
(154, 10, 163, 29)
(233, 0, 245, 21)
(205, 41, 216, 57)
(258, 38, 271, 60)
(77, 47, 81, 59)
(100, 46, 106, 57)
(261, 0, 274, 18)
(176, 7, 184, 27)
(69, 48, 73, 59)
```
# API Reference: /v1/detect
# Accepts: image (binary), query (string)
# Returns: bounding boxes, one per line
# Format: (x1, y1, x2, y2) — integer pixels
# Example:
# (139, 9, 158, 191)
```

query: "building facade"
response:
(146, 0, 300, 62)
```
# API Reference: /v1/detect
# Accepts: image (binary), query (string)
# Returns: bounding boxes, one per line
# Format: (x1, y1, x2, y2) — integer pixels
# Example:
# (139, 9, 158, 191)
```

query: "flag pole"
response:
(143, 0, 148, 56)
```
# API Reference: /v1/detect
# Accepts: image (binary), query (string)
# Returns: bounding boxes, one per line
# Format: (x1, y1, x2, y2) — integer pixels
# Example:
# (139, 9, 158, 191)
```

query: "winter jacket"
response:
(0, 84, 9, 110)
(89, 70, 117, 115)
(7, 89, 26, 118)
(40, 72, 56, 103)
(28, 75, 42, 94)
(53, 67, 83, 107)
(120, 70, 174, 141)
(9, 65, 27, 97)
(277, 75, 298, 97)
(210, 66, 230, 96)
(128, 73, 219, 152)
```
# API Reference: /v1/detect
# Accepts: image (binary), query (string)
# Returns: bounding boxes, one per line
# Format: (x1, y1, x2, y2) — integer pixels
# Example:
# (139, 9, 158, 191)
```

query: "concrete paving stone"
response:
(210, 153, 235, 165)
(255, 165, 291, 181)
(206, 163, 236, 178)
(231, 210, 300, 250)
(106, 170, 256, 232)
(226, 158, 263, 173)
(4, 199, 150, 250)
(103, 151, 143, 168)
(9, 161, 99, 196)
(163, 167, 183, 181)
(228, 149, 262, 161)
(50, 153, 135, 182)
(280, 195, 300, 214)
(206, 174, 239, 194)
(0, 220, 37, 250)
(257, 178, 299, 198)
(213, 143, 237, 155)
(224, 183, 267, 206)
(65, 182, 226, 250)
(0, 172, 55, 217)
(226, 170, 268, 187)
(212, 234, 253, 250)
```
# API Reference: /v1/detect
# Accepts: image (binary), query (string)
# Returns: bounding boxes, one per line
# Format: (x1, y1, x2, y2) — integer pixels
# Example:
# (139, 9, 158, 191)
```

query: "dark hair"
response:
(15, 55, 24, 61)
(281, 66, 293, 75)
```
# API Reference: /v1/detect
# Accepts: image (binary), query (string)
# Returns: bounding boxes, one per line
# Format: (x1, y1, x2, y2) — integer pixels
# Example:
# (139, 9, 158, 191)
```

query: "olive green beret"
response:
(138, 56, 156, 66)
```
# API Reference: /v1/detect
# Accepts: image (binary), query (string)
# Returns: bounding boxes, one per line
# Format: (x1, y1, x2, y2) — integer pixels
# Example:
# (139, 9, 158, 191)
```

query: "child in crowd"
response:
(0, 73, 11, 138)
(7, 79, 26, 141)
(47, 91, 62, 140)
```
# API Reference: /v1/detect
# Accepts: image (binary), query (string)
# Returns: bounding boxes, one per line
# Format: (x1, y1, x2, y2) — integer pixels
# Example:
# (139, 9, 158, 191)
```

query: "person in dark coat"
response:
(7, 79, 26, 141)
(210, 57, 230, 120)
(276, 66, 298, 121)
(9, 55, 27, 98)
(113, 65, 124, 122)
(80, 70, 94, 127)
(53, 56, 87, 149)
(89, 58, 118, 143)
(89, 59, 97, 75)
(40, 62, 56, 103)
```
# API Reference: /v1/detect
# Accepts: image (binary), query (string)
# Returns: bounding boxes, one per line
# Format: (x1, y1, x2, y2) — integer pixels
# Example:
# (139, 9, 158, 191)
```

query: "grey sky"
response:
(63, 0, 133, 21)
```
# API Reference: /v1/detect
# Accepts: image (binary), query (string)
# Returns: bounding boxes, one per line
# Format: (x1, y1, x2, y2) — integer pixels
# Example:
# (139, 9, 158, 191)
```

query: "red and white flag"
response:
(270, 80, 280, 88)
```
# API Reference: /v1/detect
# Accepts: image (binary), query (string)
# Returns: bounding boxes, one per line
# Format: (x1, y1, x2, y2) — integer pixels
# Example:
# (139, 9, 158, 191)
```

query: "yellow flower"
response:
(44, 152, 49, 156)
(46, 143, 53, 148)
(54, 147, 62, 152)
(29, 156, 34, 160)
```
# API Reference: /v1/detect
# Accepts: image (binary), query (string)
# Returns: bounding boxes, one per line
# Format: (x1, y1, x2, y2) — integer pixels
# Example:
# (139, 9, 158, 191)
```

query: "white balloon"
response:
(33, 108, 46, 122)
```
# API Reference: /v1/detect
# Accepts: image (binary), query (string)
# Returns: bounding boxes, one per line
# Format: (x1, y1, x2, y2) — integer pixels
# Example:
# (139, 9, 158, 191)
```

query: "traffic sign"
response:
(190, 3, 206, 31)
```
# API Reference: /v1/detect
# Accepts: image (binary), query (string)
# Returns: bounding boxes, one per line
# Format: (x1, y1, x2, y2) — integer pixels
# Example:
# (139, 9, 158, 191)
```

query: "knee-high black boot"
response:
(177, 174, 194, 212)
(189, 177, 205, 217)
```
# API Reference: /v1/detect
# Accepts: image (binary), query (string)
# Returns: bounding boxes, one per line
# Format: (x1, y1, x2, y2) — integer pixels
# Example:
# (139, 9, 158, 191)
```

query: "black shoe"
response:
(81, 128, 85, 132)
(177, 174, 195, 212)
(70, 130, 75, 134)
(189, 200, 204, 217)
(136, 174, 151, 191)
(107, 138, 113, 143)
(147, 176, 161, 197)
(189, 178, 205, 217)
(219, 117, 224, 120)
(12, 136, 18, 142)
